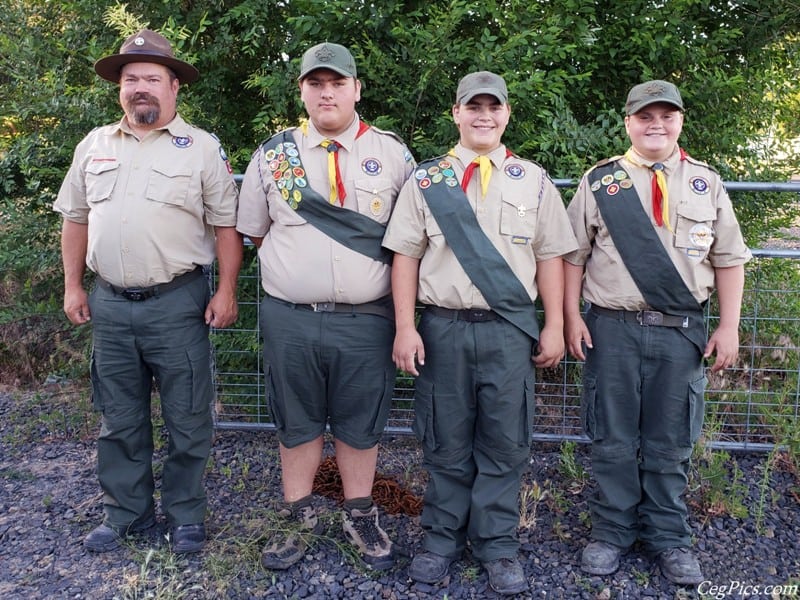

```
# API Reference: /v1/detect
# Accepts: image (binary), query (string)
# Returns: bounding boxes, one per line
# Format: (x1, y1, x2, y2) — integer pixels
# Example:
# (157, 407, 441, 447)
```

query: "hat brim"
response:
(457, 88, 508, 105)
(298, 65, 356, 81)
(626, 98, 683, 115)
(94, 53, 199, 84)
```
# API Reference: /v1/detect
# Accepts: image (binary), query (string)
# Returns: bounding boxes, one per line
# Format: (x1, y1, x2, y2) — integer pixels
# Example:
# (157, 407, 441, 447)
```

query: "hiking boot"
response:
(483, 557, 529, 596)
(261, 503, 324, 570)
(341, 504, 394, 570)
(84, 513, 156, 553)
(171, 523, 206, 554)
(581, 540, 623, 575)
(408, 551, 455, 584)
(657, 547, 704, 585)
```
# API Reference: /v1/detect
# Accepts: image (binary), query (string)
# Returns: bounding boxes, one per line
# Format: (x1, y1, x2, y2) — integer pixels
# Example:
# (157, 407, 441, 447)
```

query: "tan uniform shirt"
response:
(383, 143, 578, 310)
(53, 114, 239, 288)
(565, 147, 752, 309)
(236, 115, 415, 304)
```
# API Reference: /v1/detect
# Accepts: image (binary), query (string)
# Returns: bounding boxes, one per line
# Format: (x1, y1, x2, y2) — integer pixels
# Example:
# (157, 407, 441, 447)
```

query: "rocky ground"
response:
(1, 385, 798, 600)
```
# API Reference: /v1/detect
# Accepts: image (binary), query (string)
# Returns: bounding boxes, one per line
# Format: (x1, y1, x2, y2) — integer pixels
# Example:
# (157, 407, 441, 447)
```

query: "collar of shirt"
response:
(303, 112, 361, 152)
(452, 142, 508, 171)
(623, 145, 681, 173)
(111, 113, 190, 138)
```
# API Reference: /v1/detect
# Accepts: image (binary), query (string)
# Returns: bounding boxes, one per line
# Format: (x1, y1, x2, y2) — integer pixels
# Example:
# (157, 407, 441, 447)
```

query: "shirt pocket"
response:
(674, 201, 716, 250)
(499, 195, 538, 245)
(354, 177, 395, 224)
(145, 164, 193, 207)
(85, 160, 120, 204)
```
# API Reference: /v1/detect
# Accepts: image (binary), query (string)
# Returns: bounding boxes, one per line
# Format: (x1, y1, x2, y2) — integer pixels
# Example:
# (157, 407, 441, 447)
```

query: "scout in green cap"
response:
(236, 42, 415, 573)
(563, 79, 751, 585)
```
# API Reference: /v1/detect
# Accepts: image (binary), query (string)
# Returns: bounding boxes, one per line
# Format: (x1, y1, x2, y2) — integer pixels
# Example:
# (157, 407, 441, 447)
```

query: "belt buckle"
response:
(470, 310, 487, 320)
(121, 288, 147, 301)
(637, 310, 663, 326)
(311, 302, 334, 312)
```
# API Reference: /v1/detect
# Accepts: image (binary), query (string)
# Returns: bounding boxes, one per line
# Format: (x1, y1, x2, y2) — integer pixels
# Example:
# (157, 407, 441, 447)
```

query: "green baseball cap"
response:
(298, 42, 357, 80)
(625, 80, 684, 115)
(455, 71, 508, 104)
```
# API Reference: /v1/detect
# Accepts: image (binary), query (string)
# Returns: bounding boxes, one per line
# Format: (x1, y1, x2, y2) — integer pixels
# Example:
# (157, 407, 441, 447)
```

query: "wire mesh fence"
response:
(212, 181, 800, 451)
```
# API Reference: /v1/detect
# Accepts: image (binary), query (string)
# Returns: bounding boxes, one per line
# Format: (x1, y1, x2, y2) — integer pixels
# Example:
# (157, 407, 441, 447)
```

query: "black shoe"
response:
(483, 557, 529, 596)
(408, 551, 455, 584)
(84, 514, 156, 553)
(172, 523, 206, 553)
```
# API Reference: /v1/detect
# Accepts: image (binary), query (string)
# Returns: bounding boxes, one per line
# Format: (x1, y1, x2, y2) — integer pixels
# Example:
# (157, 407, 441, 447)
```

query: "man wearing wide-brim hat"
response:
(54, 29, 242, 554)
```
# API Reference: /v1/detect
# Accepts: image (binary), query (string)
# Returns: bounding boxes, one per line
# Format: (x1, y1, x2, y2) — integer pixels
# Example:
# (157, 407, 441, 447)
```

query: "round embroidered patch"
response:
(590, 180, 602, 192)
(689, 223, 714, 248)
(432, 173, 443, 184)
(172, 136, 193, 148)
(601, 174, 615, 186)
(505, 164, 525, 179)
(419, 178, 432, 189)
(445, 177, 458, 187)
(362, 158, 382, 175)
(690, 176, 710, 194)
(295, 177, 307, 188)
(613, 170, 627, 181)
(439, 160, 452, 170)
(415, 169, 428, 180)
(619, 179, 633, 189)
(606, 183, 620, 196)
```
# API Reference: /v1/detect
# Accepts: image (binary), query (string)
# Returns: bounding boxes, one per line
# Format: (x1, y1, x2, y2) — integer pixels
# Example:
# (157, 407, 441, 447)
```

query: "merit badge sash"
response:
(260, 129, 392, 265)
(588, 161, 706, 353)
(416, 157, 540, 341)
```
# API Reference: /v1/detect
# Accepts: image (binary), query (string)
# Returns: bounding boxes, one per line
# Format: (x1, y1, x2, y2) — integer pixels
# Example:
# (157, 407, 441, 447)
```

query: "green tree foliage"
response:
(1, 0, 799, 378)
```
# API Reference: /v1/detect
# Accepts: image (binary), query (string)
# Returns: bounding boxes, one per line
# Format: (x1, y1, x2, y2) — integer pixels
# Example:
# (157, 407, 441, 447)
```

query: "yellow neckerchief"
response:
(624, 148, 675, 232)
(449, 149, 491, 198)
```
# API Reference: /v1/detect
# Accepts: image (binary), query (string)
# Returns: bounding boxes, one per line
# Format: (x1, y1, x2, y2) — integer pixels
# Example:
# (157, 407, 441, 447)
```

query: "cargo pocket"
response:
(412, 379, 438, 454)
(187, 343, 213, 414)
(686, 374, 707, 445)
(580, 373, 601, 441)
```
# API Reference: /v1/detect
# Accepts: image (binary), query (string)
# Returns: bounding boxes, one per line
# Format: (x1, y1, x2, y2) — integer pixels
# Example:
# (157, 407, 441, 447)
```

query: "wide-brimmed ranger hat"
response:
(94, 29, 199, 84)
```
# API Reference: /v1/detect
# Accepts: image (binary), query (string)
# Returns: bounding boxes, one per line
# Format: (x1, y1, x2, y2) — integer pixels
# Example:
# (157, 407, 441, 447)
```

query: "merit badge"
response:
(293, 167, 305, 178)
(419, 178, 432, 189)
(601, 174, 614, 186)
(362, 158, 382, 175)
(415, 169, 428, 180)
(264, 149, 276, 161)
(293, 190, 302, 203)
(281, 188, 290, 200)
(690, 176, 710, 194)
(269, 159, 280, 171)
(289, 157, 301, 167)
(445, 177, 458, 187)
(620, 179, 633, 189)
(284, 177, 294, 191)
(295, 177, 308, 188)
(442, 168, 455, 177)
(517, 205, 527, 218)
(439, 160, 452, 170)
(613, 170, 627, 181)
(432, 173, 443, 184)
(505, 164, 525, 179)
(427, 166, 440, 175)
(689, 223, 714, 248)
(172, 136, 193, 148)
(370, 197, 383, 215)
(274, 143, 284, 154)
(606, 183, 620, 196)
(272, 170, 283, 181)
(590, 180, 602, 192)
(285, 147, 299, 157)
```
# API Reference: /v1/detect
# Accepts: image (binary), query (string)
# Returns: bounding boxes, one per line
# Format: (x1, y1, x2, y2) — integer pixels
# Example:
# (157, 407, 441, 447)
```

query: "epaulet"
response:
(367, 124, 409, 146)
(683, 153, 719, 175)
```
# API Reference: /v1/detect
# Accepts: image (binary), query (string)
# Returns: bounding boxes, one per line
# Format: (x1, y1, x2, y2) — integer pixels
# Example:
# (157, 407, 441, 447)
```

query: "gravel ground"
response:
(1, 386, 798, 600)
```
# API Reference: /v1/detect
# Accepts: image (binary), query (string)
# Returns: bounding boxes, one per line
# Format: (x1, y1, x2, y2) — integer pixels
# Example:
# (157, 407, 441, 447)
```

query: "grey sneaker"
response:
(581, 540, 623, 575)
(657, 547, 704, 585)
(261, 503, 324, 570)
(341, 504, 394, 570)
(408, 551, 455, 584)
(483, 557, 529, 596)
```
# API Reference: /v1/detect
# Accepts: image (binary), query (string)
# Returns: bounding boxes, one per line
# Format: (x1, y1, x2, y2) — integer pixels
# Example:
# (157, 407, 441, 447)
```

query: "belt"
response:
(267, 294, 393, 320)
(590, 305, 689, 328)
(96, 266, 205, 301)
(424, 305, 498, 322)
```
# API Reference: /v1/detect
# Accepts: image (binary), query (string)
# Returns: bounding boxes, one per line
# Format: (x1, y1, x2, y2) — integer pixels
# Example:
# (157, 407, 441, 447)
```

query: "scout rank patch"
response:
(689, 176, 710, 194)
(362, 157, 382, 175)
(264, 141, 307, 209)
(172, 135, 193, 148)
(504, 163, 526, 179)
(416, 160, 458, 190)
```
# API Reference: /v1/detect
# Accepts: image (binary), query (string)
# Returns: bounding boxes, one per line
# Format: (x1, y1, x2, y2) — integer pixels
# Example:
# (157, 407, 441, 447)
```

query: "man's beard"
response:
(126, 93, 160, 125)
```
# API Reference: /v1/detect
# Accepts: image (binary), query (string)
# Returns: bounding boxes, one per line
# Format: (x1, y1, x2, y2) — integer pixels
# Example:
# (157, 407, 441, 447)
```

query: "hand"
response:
(704, 324, 739, 372)
(205, 289, 238, 328)
(392, 327, 425, 376)
(564, 314, 592, 361)
(533, 324, 565, 369)
(64, 286, 91, 325)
